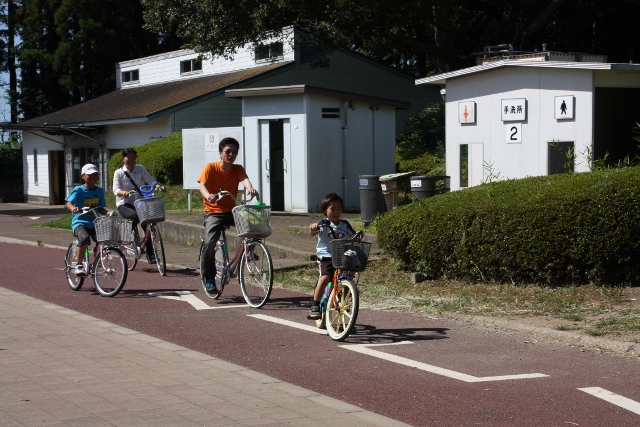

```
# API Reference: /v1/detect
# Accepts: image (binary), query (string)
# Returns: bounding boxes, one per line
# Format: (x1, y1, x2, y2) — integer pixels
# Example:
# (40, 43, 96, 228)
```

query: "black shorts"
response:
(318, 258, 336, 277)
(73, 225, 97, 247)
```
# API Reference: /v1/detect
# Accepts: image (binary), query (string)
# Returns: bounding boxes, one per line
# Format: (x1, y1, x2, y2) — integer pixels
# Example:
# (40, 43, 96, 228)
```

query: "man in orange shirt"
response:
(198, 137, 258, 294)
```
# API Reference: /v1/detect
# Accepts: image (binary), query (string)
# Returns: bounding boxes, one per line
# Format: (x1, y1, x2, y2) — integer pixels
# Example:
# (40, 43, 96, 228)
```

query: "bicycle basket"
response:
(134, 196, 165, 225)
(329, 239, 372, 272)
(94, 217, 133, 244)
(232, 204, 272, 238)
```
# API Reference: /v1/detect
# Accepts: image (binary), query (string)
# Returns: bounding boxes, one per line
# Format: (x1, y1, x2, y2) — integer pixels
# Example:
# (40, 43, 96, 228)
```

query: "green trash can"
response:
(379, 172, 416, 209)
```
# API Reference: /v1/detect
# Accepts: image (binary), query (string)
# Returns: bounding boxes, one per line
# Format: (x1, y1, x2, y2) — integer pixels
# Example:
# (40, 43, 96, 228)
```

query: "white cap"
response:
(81, 164, 99, 175)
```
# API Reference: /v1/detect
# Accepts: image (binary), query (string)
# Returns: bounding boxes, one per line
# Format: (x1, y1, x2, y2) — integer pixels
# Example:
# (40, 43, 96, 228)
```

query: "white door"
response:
(468, 143, 484, 187)
(259, 120, 271, 206)
(259, 119, 291, 210)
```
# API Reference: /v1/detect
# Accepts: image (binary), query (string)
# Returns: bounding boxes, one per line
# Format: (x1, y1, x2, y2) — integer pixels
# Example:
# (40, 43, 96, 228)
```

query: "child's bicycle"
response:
(119, 185, 167, 276)
(199, 190, 274, 308)
(311, 221, 372, 341)
(62, 207, 130, 297)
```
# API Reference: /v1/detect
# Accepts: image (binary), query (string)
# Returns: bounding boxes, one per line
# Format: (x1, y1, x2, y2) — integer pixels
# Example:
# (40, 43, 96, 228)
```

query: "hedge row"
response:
(377, 167, 640, 286)
(108, 132, 182, 185)
(0, 141, 23, 202)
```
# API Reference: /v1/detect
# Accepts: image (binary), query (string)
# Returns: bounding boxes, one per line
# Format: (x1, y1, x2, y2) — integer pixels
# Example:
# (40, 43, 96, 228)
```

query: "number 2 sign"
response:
(506, 123, 522, 143)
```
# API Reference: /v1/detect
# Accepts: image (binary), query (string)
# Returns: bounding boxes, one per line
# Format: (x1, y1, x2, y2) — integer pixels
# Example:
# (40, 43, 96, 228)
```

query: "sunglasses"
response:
(223, 149, 238, 155)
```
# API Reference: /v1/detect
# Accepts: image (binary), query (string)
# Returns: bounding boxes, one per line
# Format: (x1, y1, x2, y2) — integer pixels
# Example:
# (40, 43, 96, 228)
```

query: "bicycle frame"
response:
(216, 229, 260, 275)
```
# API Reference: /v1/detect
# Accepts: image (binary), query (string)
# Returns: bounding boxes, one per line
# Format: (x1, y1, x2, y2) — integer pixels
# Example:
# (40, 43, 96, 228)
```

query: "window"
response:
(181, 58, 202, 74)
(33, 149, 38, 186)
(255, 42, 284, 61)
(460, 145, 468, 188)
(322, 108, 340, 119)
(121, 69, 139, 84)
(72, 148, 100, 186)
(548, 141, 575, 175)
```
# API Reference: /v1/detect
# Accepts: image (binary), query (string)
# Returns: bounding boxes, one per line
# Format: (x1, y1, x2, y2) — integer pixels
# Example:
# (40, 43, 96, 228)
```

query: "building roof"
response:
(416, 60, 640, 85)
(225, 85, 410, 109)
(10, 62, 292, 130)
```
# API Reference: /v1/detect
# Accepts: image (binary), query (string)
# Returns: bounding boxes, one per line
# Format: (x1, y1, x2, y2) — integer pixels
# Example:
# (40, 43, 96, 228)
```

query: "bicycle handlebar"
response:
(80, 206, 116, 217)
(314, 219, 363, 241)
(129, 185, 165, 199)
(213, 189, 260, 205)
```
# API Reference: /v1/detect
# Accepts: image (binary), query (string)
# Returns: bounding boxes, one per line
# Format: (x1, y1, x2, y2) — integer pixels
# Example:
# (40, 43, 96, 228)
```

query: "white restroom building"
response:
(227, 85, 407, 212)
(416, 50, 640, 190)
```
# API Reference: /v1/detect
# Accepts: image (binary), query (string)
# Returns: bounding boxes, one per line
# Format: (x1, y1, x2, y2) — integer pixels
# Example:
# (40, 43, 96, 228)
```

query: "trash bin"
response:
(359, 175, 385, 224)
(379, 172, 416, 210)
(410, 175, 451, 200)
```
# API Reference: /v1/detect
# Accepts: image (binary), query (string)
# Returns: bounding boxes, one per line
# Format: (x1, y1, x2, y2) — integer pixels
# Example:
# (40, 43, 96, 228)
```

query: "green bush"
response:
(0, 139, 24, 202)
(396, 104, 445, 154)
(396, 150, 445, 176)
(108, 132, 182, 185)
(377, 167, 640, 286)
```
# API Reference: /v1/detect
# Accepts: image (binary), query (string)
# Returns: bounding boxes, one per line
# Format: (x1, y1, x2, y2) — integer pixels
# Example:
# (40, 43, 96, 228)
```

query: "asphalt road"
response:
(2, 242, 640, 426)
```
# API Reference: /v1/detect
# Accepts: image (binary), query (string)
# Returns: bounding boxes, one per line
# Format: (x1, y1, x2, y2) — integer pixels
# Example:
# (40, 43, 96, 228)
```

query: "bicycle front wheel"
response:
(65, 242, 84, 291)
(239, 241, 273, 308)
(150, 225, 166, 276)
(326, 279, 359, 341)
(93, 246, 128, 297)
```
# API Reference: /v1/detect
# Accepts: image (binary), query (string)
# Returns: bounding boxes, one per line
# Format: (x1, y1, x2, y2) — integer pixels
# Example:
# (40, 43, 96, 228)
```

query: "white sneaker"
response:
(74, 265, 87, 277)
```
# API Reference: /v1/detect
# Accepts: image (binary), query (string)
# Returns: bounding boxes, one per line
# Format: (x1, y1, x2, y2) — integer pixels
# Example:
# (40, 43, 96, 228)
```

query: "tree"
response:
(0, 0, 19, 123)
(141, 0, 640, 77)
(17, 0, 182, 120)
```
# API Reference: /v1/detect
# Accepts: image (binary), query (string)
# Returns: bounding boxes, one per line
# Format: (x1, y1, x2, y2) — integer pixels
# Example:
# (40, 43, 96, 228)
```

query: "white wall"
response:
(22, 133, 63, 200)
(115, 31, 296, 89)
(105, 116, 172, 149)
(445, 67, 595, 190)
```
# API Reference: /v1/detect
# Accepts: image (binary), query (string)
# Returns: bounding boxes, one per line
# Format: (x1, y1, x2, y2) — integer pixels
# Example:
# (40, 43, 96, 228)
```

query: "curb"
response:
(450, 313, 640, 358)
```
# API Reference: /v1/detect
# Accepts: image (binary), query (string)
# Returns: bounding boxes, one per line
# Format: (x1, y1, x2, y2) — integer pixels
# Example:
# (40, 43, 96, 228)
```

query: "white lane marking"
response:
(140, 291, 245, 310)
(247, 315, 548, 382)
(578, 387, 640, 415)
(248, 313, 328, 334)
(343, 343, 548, 382)
(28, 216, 41, 220)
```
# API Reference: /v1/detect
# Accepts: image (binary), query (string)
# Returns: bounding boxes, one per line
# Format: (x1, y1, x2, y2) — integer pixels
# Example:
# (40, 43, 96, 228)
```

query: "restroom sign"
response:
(555, 96, 574, 120)
(501, 98, 526, 121)
(459, 101, 476, 123)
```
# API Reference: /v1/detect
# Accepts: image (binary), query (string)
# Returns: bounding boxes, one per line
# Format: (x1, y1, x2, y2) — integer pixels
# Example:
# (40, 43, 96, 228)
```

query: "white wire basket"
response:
(134, 197, 165, 225)
(232, 204, 272, 238)
(329, 239, 372, 272)
(94, 217, 133, 244)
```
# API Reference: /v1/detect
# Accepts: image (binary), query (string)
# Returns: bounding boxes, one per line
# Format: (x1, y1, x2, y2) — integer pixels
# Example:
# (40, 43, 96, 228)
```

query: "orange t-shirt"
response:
(198, 162, 247, 213)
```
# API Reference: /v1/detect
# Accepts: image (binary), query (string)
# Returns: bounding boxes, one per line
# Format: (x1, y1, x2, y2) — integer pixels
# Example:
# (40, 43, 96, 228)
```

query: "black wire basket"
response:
(329, 239, 372, 272)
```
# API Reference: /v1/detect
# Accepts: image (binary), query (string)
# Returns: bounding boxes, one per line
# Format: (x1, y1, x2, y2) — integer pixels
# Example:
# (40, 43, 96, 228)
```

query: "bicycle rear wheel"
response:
(93, 246, 128, 297)
(65, 242, 84, 291)
(239, 240, 273, 308)
(326, 279, 359, 341)
(150, 224, 166, 276)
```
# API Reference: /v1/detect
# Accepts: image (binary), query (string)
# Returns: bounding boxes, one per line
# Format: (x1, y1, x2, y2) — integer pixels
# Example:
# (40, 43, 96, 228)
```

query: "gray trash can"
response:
(410, 175, 451, 200)
(359, 175, 385, 224)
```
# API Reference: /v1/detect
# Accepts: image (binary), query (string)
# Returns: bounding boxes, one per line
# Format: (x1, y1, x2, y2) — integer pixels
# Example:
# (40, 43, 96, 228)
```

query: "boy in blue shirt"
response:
(64, 164, 110, 277)
(308, 192, 356, 319)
